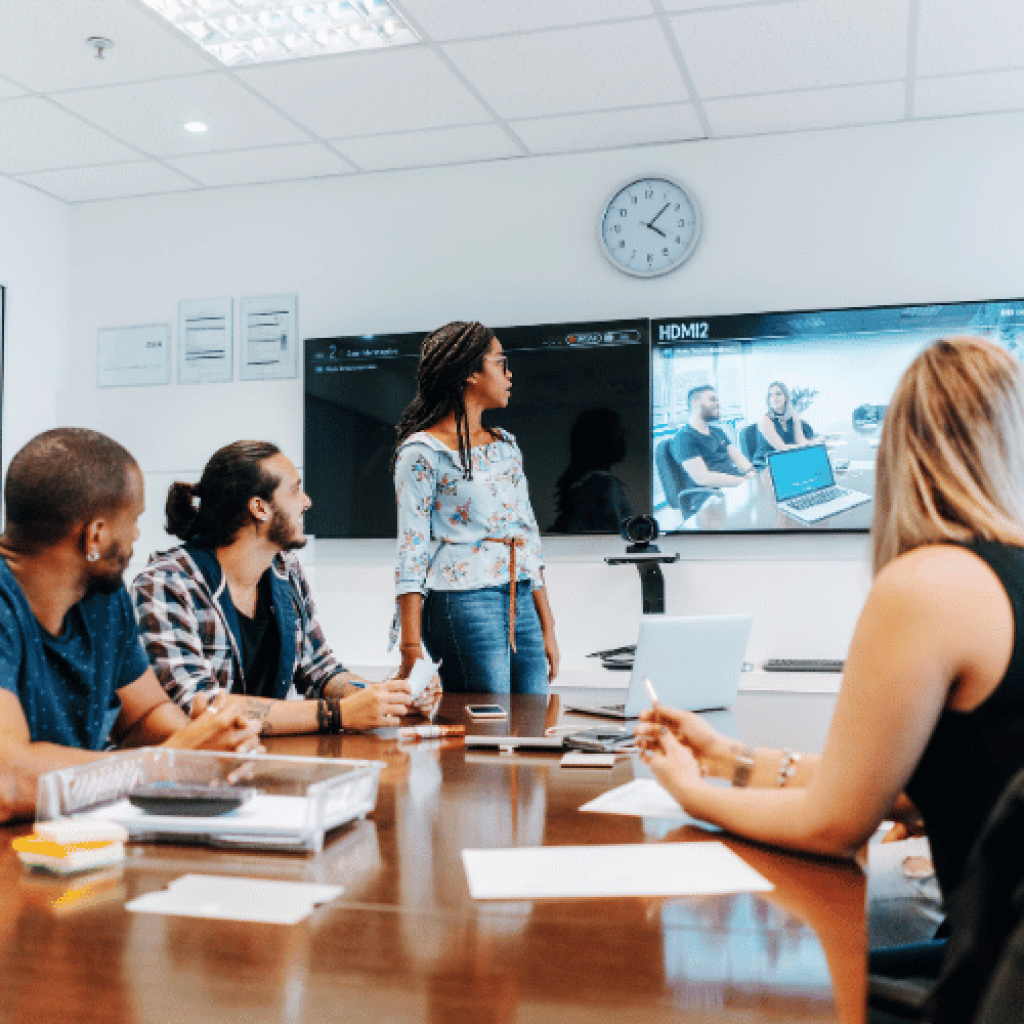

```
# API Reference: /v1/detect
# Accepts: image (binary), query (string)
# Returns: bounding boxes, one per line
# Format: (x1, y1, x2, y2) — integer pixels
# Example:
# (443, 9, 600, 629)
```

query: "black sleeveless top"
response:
(905, 540, 1024, 898)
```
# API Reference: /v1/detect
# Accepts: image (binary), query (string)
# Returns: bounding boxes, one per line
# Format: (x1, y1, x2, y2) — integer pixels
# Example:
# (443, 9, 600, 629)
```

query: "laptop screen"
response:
(768, 445, 835, 502)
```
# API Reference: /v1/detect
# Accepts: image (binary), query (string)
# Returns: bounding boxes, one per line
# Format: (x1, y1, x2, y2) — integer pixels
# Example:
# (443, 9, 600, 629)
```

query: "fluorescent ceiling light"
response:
(139, 0, 417, 66)
(183, 120, 209, 131)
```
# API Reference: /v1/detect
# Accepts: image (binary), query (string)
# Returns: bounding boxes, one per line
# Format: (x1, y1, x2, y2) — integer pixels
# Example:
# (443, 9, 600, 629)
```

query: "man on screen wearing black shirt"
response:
(673, 385, 758, 488)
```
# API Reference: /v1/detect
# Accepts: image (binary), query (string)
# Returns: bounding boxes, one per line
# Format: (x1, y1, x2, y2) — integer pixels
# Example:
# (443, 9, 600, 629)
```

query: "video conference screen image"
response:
(304, 319, 650, 539)
(651, 298, 1024, 535)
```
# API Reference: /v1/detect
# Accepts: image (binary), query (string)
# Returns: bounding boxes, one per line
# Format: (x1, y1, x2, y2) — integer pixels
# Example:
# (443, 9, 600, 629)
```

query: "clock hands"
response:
(643, 203, 670, 238)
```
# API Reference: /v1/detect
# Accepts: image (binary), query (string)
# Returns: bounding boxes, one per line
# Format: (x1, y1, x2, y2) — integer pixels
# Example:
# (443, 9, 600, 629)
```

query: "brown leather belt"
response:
(483, 536, 526, 652)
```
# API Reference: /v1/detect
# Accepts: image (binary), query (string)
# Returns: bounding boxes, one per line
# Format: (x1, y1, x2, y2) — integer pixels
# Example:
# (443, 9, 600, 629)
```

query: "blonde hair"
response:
(872, 336, 1024, 575)
(766, 381, 793, 421)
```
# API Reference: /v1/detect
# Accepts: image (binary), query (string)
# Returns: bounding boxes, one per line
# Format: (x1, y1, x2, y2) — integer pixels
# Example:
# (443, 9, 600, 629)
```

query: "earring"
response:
(86, 551, 99, 562)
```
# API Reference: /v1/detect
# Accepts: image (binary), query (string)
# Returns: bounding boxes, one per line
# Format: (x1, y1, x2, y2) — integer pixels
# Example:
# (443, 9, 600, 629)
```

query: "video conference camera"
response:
(620, 515, 660, 553)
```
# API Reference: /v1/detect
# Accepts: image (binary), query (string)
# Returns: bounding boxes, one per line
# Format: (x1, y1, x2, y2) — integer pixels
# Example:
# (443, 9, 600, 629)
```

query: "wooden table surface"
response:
(0, 692, 865, 1024)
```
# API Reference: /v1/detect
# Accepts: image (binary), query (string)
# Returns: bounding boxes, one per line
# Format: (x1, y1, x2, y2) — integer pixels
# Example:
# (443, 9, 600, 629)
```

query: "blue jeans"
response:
(422, 582, 549, 694)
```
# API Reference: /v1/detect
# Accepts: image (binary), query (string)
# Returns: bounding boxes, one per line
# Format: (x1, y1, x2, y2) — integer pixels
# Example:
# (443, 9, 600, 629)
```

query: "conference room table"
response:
(0, 690, 865, 1024)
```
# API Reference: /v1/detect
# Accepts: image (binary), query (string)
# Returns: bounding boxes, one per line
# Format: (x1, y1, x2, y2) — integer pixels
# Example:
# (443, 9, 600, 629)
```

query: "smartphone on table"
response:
(465, 704, 508, 720)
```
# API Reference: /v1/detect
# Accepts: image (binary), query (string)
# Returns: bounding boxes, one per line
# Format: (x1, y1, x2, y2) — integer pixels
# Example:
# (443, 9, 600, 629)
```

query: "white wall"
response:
(0, 176, 69, 474)
(61, 111, 1024, 683)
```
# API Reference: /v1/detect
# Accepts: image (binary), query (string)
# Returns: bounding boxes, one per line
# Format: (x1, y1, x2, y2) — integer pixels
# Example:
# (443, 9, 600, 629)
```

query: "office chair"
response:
(654, 438, 720, 519)
(921, 764, 1024, 1023)
(739, 423, 761, 464)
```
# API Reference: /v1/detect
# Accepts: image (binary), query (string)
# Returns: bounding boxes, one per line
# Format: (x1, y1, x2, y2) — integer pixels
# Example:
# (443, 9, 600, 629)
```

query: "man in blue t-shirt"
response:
(673, 385, 758, 489)
(0, 429, 262, 824)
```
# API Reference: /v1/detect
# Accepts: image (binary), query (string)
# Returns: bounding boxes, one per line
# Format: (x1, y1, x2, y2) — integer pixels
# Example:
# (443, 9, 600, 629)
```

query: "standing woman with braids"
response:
(392, 322, 559, 693)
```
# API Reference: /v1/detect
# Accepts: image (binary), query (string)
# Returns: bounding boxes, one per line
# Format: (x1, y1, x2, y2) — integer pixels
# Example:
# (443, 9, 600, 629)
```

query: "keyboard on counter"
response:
(762, 659, 845, 673)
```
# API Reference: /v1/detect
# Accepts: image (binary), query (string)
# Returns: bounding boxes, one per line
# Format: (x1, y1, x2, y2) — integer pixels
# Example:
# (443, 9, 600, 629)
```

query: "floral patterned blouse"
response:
(394, 429, 545, 598)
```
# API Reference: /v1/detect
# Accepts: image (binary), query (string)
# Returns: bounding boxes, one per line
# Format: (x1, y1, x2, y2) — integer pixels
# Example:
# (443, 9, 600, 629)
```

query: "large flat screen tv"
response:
(652, 298, 1024, 534)
(304, 319, 651, 539)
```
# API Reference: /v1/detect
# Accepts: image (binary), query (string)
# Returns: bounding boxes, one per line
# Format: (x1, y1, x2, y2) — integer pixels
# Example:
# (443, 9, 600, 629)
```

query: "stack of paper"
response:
(126, 874, 343, 924)
(13, 820, 128, 875)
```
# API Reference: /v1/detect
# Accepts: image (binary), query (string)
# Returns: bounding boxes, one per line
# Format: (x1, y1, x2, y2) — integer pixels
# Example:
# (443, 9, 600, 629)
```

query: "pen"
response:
(397, 724, 465, 742)
(644, 676, 659, 707)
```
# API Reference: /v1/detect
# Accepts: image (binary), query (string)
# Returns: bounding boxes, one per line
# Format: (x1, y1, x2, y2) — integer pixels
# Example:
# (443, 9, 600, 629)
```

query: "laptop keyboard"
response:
(787, 485, 846, 510)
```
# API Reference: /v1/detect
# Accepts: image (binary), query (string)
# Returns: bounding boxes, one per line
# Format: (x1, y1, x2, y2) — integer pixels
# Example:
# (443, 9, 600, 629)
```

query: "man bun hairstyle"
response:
(166, 441, 282, 548)
(4, 428, 138, 550)
(393, 321, 497, 479)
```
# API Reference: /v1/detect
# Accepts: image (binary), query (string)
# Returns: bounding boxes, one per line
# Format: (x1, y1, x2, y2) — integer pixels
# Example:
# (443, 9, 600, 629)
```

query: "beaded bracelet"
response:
(777, 749, 802, 788)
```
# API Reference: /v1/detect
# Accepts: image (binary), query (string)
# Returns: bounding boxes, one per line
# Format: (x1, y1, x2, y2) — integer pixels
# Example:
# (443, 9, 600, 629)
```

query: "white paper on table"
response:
(580, 779, 691, 820)
(406, 656, 439, 699)
(462, 842, 772, 900)
(126, 874, 343, 924)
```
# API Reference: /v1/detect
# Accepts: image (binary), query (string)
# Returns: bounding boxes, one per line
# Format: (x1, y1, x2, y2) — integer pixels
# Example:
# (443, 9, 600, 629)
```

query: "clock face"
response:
(599, 177, 701, 278)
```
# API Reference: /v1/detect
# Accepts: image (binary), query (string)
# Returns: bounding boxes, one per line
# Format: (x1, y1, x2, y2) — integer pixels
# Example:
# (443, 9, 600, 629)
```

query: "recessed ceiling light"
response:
(183, 120, 209, 133)
(139, 0, 417, 67)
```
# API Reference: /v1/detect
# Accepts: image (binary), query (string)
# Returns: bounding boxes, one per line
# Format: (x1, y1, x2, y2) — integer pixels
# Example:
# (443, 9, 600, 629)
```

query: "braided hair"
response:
(393, 321, 497, 479)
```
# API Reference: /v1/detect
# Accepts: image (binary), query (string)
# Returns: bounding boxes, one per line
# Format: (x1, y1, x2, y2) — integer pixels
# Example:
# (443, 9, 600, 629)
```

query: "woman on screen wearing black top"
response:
(753, 381, 814, 465)
(637, 336, 1024, 907)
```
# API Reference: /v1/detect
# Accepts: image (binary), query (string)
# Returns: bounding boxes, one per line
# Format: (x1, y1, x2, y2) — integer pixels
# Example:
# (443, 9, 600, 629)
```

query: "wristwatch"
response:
(732, 746, 755, 787)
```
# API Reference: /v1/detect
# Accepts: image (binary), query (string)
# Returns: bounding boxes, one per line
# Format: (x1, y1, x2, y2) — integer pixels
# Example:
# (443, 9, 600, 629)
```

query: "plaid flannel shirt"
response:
(130, 546, 346, 711)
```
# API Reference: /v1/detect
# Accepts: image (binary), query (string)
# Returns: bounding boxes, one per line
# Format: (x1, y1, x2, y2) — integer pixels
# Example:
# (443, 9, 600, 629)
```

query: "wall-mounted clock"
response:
(598, 175, 702, 278)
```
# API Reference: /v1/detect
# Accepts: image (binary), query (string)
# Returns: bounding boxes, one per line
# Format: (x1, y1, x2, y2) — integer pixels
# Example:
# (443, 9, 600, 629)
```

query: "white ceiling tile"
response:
(0, 98, 141, 174)
(14, 161, 196, 203)
(0, 78, 26, 99)
(705, 83, 905, 136)
(166, 143, 354, 186)
(915, 70, 1024, 119)
(332, 124, 519, 171)
(237, 47, 488, 137)
(511, 105, 703, 155)
(54, 74, 309, 157)
(0, 0, 213, 93)
(444, 21, 688, 120)
(396, 0, 655, 40)
(672, 0, 908, 97)
(917, 0, 1024, 77)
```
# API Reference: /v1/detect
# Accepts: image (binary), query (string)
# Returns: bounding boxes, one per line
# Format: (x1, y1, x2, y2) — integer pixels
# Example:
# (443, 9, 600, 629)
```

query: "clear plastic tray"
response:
(35, 749, 383, 853)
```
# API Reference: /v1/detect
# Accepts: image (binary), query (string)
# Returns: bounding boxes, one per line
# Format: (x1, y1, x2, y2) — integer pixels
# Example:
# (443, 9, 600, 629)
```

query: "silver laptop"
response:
(767, 445, 871, 524)
(565, 614, 753, 720)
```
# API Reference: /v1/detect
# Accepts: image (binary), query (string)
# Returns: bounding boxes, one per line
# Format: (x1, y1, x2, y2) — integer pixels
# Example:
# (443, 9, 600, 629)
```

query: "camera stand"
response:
(604, 548, 680, 615)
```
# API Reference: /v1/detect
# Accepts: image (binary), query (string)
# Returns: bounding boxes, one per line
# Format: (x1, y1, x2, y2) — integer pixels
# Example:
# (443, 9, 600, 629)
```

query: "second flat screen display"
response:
(652, 297, 1024, 534)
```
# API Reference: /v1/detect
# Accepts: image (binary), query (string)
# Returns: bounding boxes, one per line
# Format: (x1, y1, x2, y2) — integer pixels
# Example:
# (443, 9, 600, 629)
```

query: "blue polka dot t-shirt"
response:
(0, 559, 150, 750)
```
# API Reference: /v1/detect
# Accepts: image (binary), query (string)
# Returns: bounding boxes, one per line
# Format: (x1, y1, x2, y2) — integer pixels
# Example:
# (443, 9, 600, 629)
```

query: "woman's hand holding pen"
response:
(634, 704, 737, 780)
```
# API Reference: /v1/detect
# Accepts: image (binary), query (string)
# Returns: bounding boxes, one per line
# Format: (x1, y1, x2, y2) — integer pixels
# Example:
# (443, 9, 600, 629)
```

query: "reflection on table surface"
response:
(657, 466, 876, 532)
(0, 692, 865, 1024)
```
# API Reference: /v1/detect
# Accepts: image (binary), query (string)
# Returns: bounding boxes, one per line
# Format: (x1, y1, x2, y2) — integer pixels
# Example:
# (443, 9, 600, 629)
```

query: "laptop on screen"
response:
(565, 614, 753, 720)
(767, 445, 871, 524)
